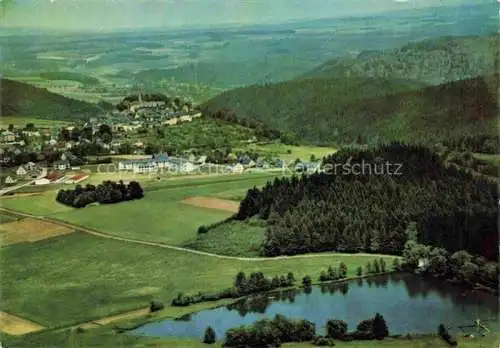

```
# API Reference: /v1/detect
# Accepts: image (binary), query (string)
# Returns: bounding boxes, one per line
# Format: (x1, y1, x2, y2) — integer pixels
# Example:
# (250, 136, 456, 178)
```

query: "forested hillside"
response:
(203, 75, 497, 145)
(302, 35, 498, 85)
(1, 78, 101, 120)
(235, 144, 498, 262)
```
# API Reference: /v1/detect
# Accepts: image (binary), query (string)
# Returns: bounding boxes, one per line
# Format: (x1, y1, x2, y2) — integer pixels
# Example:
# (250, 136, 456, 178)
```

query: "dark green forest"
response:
(1, 78, 101, 120)
(301, 35, 497, 86)
(202, 74, 497, 146)
(234, 144, 497, 262)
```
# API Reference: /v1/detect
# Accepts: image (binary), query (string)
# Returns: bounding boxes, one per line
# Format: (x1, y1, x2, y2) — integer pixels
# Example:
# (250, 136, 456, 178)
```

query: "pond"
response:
(131, 273, 499, 339)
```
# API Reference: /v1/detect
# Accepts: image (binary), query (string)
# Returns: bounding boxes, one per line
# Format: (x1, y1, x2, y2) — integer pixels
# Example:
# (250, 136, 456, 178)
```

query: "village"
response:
(0, 95, 323, 190)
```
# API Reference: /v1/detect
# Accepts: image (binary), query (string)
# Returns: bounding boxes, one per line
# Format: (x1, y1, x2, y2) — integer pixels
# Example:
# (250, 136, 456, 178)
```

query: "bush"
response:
(203, 326, 216, 344)
(326, 319, 348, 339)
(302, 275, 312, 287)
(356, 266, 363, 277)
(198, 225, 209, 234)
(224, 315, 315, 347)
(149, 300, 164, 312)
(438, 324, 457, 346)
(373, 313, 389, 339)
(312, 335, 336, 346)
(392, 258, 401, 271)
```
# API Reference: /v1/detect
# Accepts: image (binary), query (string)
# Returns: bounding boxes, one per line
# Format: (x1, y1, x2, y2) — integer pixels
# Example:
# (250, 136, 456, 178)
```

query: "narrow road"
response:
(0, 207, 397, 261)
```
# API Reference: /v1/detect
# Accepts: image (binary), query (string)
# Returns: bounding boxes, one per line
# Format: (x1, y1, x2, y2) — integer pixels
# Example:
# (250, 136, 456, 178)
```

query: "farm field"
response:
(235, 143, 338, 162)
(181, 196, 240, 212)
(1, 116, 71, 128)
(0, 218, 74, 246)
(0, 213, 20, 224)
(184, 218, 266, 257)
(1, 231, 397, 328)
(1, 172, 282, 246)
(51, 175, 277, 245)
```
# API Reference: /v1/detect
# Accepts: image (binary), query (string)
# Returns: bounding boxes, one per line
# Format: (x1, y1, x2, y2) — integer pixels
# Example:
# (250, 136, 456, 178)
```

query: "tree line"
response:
(234, 144, 497, 260)
(56, 180, 144, 208)
(441, 135, 499, 154)
(400, 241, 498, 291)
(171, 271, 295, 307)
(219, 312, 389, 347)
(202, 107, 298, 145)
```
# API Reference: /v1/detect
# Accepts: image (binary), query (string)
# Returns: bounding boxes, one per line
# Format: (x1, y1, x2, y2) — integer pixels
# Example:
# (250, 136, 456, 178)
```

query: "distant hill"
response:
(39, 72, 101, 85)
(1, 78, 101, 120)
(301, 35, 498, 86)
(202, 75, 498, 145)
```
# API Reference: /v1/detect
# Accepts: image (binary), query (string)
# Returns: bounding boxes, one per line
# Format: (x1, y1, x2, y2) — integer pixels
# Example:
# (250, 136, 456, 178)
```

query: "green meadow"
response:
(4, 322, 498, 348)
(184, 218, 266, 257)
(2, 172, 282, 245)
(235, 143, 338, 162)
(2, 231, 396, 327)
(1, 116, 71, 128)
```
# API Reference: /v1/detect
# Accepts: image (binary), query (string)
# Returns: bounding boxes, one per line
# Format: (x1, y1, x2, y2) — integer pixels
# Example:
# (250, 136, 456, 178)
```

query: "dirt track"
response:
(0, 208, 398, 262)
(0, 312, 44, 335)
(78, 307, 150, 330)
(182, 196, 240, 212)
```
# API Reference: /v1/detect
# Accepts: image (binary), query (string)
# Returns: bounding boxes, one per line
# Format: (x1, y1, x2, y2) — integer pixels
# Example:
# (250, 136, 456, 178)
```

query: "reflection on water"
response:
(132, 273, 499, 339)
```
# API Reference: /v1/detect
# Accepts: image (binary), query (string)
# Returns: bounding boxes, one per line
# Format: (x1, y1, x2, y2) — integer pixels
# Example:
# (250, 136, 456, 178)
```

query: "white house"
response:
(53, 160, 70, 171)
(25, 162, 36, 170)
(5, 176, 17, 184)
(16, 166, 27, 176)
(229, 163, 244, 174)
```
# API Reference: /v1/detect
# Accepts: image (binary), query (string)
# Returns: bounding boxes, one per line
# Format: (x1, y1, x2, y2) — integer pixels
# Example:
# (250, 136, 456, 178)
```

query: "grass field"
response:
(2, 231, 397, 328)
(42, 174, 279, 245)
(0, 213, 20, 224)
(0, 218, 74, 246)
(184, 218, 266, 257)
(235, 143, 338, 162)
(1, 116, 70, 128)
(3, 325, 498, 348)
(473, 153, 500, 165)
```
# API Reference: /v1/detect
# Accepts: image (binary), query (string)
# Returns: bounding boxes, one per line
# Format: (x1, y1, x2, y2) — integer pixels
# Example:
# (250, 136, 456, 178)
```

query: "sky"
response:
(1, 0, 483, 31)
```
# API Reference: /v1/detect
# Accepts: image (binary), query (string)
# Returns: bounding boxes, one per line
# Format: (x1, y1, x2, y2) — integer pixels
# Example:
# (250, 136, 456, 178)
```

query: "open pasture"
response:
(0, 218, 74, 246)
(1, 116, 70, 128)
(51, 174, 277, 245)
(236, 143, 338, 162)
(1, 231, 397, 328)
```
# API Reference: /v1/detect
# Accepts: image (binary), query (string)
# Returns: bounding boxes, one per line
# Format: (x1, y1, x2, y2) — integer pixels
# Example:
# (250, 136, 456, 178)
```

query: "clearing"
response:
(181, 196, 240, 212)
(0, 218, 73, 246)
(0, 312, 44, 335)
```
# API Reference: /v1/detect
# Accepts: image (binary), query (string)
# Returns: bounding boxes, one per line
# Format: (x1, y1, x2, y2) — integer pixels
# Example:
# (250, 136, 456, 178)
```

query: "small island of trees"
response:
(56, 180, 144, 208)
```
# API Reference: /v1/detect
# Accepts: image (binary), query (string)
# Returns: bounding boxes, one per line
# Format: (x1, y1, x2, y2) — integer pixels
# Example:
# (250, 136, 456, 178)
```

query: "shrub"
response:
(373, 313, 389, 339)
(302, 275, 312, 287)
(392, 258, 401, 271)
(203, 326, 216, 344)
(312, 335, 336, 346)
(326, 319, 348, 339)
(356, 266, 363, 277)
(198, 225, 209, 234)
(149, 300, 164, 312)
(438, 324, 457, 346)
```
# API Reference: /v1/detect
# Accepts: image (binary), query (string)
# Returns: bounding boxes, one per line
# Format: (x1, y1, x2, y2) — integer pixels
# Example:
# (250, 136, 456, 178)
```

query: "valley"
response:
(1, 1, 499, 348)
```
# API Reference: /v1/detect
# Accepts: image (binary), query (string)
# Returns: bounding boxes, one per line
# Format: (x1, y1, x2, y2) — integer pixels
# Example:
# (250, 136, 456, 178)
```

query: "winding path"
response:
(0, 207, 397, 261)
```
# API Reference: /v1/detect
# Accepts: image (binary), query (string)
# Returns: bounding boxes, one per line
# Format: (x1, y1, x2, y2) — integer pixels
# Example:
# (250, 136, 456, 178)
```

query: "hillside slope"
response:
(302, 35, 498, 86)
(1, 78, 101, 120)
(202, 75, 498, 145)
